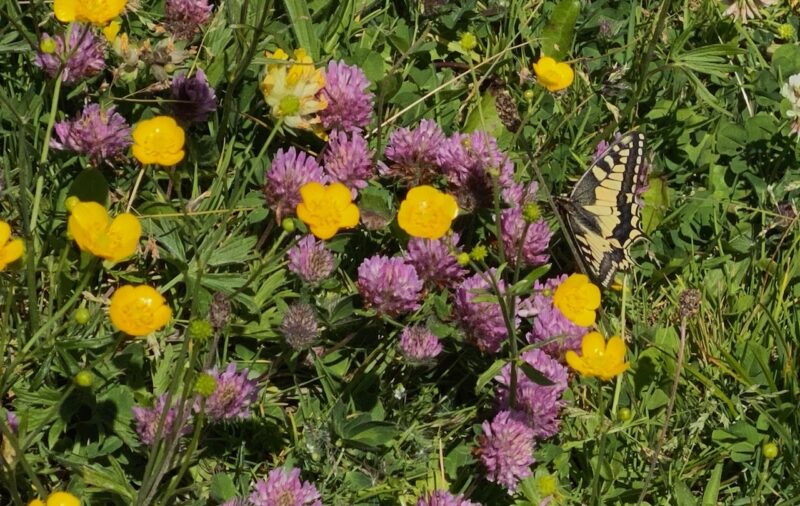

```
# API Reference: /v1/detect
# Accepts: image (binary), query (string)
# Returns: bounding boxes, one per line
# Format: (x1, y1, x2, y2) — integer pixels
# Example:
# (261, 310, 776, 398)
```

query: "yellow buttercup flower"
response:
(552, 273, 601, 327)
(260, 48, 327, 132)
(45, 491, 81, 506)
(397, 185, 459, 240)
(0, 220, 24, 271)
(109, 285, 172, 337)
(566, 332, 629, 381)
(54, 0, 126, 25)
(67, 200, 141, 262)
(102, 20, 121, 42)
(533, 56, 574, 92)
(296, 182, 359, 240)
(131, 116, 185, 166)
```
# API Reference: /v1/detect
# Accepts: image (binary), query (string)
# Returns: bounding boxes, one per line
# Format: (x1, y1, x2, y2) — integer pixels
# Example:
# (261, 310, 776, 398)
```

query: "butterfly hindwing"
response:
(564, 132, 647, 287)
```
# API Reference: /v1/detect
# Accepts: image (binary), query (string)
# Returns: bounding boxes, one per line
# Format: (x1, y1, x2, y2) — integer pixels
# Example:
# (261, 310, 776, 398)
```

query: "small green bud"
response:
(459, 32, 478, 51)
(164, 63, 176, 74)
(470, 245, 488, 262)
(522, 203, 541, 222)
(39, 38, 57, 54)
(65, 196, 80, 212)
(186, 319, 214, 342)
(618, 407, 633, 422)
(282, 217, 296, 233)
(456, 252, 471, 266)
(536, 474, 558, 496)
(74, 307, 91, 325)
(279, 95, 301, 116)
(762, 441, 779, 460)
(194, 373, 217, 397)
(74, 370, 94, 387)
(523, 89, 535, 101)
(778, 23, 795, 40)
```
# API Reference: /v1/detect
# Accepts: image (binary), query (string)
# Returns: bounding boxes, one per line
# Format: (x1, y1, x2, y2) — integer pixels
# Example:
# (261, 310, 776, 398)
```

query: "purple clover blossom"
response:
(383, 120, 447, 183)
(323, 130, 374, 195)
(319, 60, 374, 133)
(50, 103, 131, 165)
(478, 410, 536, 492)
(499, 208, 552, 266)
(201, 363, 258, 422)
(249, 468, 322, 506)
(6, 410, 18, 433)
(287, 235, 335, 285)
(357, 255, 423, 316)
(406, 233, 466, 289)
(495, 349, 568, 440)
(35, 24, 105, 84)
(416, 490, 481, 506)
(523, 275, 587, 357)
(399, 326, 443, 364)
(220, 499, 250, 506)
(132, 395, 192, 447)
(453, 270, 512, 354)
(171, 69, 217, 124)
(165, 0, 213, 39)
(436, 131, 518, 208)
(281, 302, 321, 351)
(264, 147, 326, 222)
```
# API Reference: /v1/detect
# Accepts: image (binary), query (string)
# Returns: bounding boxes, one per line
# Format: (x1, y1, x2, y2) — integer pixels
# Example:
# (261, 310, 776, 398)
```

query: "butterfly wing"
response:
(564, 132, 647, 287)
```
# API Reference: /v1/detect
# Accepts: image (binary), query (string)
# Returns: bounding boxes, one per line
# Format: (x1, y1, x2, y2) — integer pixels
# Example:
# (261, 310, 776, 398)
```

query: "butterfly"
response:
(557, 132, 648, 288)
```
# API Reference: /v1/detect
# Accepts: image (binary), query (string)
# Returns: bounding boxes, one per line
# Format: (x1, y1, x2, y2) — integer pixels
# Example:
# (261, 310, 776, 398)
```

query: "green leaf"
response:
(519, 362, 554, 386)
(210, 473, 237, 501)
(539, 0, 581, 59)
(772, 43, 800, 78)
(701, 463, 723, 506)
(68, 169, 109, 206)
(464, 91, 506, 138)
(475, 358, 508, 394)
(342, 420, 398, 448)
(283, 0, 319, 59)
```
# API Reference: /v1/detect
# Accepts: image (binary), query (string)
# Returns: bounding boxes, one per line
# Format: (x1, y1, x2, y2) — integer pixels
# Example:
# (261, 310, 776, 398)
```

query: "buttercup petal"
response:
(53, 0, 78, 21)
(107, 213, 142, 261)
(299, 182, 325, 203)
(0, 238, 24, 269)
(0, 221, 10, 247)
(310, 223, 338, 240)
(581, 331, 606, 358)
(327, 182, 353, 204)
(339, 204, 360, 228)
(605, 336, 627, 362)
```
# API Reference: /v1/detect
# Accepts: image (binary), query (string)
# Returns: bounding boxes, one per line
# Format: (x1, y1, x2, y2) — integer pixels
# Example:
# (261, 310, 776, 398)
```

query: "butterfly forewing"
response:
(563, 132, 647, 287)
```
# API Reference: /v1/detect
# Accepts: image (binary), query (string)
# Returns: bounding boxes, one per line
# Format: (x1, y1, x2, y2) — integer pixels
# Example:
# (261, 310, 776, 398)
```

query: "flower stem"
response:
(590, 379, 607, 505)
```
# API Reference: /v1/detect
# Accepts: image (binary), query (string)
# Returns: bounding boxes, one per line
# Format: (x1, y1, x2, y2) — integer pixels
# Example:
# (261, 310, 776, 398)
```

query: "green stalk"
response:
(590, 380, 607, 505)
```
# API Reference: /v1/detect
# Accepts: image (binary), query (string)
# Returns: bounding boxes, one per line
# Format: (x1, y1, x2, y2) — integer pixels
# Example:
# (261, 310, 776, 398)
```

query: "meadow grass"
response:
(0, 0, 798, 504)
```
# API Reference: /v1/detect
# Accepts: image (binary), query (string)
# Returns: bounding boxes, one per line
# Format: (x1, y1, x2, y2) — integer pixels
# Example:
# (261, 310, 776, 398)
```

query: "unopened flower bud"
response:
(281, 217, 296, 233)
(459, 32, 477, 51)
(186, 319, 213, 342)
(194, 373, 217, 397)
(470, 245, 487, 262)
(74, 370, 94, 387)
(522, 203, 541, 222)
(456, 252, 471, 266)
(65, 196, 80, 212)
(39, 38, 57, 54)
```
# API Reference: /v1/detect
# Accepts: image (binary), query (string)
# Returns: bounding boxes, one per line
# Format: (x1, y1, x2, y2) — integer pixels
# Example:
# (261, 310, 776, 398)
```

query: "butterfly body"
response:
(558, 132, 647, 288)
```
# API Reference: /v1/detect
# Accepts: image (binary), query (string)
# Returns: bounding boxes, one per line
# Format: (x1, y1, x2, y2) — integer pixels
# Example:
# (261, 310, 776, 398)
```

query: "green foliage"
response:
(0, 0, 798, 504)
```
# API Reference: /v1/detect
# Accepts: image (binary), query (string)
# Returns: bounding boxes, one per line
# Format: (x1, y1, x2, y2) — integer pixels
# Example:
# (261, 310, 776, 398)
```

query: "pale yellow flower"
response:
(260, 49, 327, 132)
